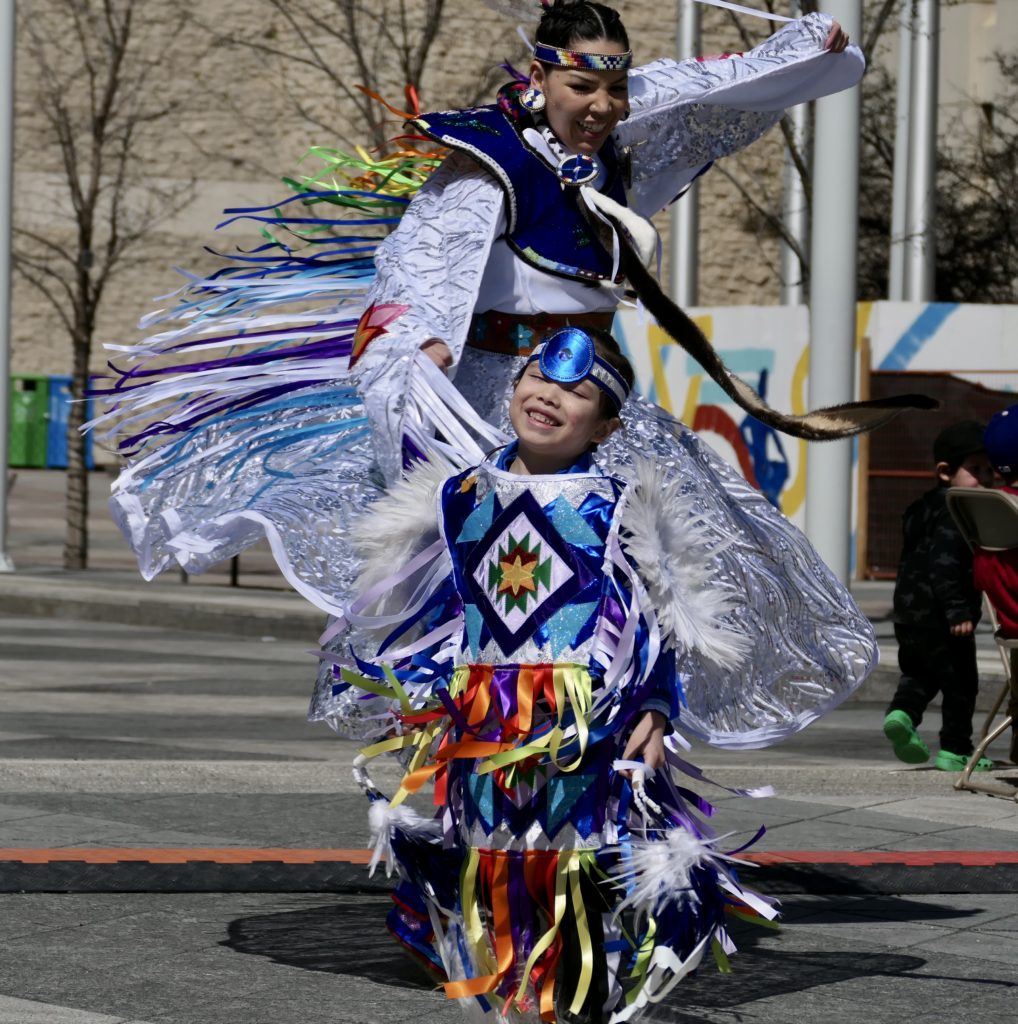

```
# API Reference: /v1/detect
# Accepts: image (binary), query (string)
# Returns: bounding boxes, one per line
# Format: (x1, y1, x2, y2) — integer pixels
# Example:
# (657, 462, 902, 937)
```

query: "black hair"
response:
(932, 420, 986, 476)
(585, 326, 634, 417)
(536, 0, 630, 52)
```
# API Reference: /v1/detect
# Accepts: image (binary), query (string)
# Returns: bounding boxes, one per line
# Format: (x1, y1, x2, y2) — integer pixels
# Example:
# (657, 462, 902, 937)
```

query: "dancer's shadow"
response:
(223, 897, 435, 989)
(222, 894, 1012, 1014)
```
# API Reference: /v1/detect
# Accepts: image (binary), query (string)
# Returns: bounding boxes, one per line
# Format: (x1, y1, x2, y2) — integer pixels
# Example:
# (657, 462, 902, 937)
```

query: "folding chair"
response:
(945, 487, 1018, 800)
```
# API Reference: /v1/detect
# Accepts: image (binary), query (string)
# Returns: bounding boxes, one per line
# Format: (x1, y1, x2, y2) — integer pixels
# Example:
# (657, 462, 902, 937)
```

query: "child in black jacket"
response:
(883, 421, 995, 771)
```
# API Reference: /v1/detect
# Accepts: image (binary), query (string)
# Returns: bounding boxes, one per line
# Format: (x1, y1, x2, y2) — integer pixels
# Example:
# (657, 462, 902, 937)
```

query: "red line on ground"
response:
(0, 848, 373, 865)
(748, 851, 1018, 867)
(1, 849, 1018, 866)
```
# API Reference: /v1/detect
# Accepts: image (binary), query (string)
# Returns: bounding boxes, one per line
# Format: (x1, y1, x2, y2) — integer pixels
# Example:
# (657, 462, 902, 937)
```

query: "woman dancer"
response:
(98, 0, 860, 571)
(98, 1, 896, 743)
(333, 325, 867, 1021)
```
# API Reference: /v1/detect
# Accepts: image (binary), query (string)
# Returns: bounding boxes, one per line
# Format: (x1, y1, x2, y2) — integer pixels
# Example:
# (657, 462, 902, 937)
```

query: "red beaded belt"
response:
(466, 310, 615, 357)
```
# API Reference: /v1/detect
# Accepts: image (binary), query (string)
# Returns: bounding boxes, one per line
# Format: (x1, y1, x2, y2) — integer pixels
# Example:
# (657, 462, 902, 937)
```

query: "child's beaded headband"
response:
(526, 327, 630, 410)
(532, 41, 633, 72)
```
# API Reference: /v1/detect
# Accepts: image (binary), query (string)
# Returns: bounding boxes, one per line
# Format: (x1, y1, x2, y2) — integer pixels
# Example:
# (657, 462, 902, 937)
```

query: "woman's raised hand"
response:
(824, 22, 849, 54)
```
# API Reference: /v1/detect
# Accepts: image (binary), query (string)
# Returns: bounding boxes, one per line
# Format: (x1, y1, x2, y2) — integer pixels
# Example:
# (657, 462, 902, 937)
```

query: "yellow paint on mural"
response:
(681, 376, 703, 428)
(856, 301, 873, 351)
(647, 324, 674, 414)
(648, 314, 713, 418)
(781, 346, 810, 518)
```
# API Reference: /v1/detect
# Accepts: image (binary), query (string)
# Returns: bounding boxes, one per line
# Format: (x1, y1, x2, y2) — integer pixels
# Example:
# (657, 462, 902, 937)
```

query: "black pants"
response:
(888, 623, 979, 755)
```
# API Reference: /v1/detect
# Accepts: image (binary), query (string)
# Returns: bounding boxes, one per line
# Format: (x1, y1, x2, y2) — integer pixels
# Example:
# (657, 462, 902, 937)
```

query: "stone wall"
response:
(9, 1, 797, 379)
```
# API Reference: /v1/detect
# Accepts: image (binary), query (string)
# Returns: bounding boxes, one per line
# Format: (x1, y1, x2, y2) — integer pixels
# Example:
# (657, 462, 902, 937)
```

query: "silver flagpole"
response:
(669, 0, 701, 305)
(781, 1, 809, 305)
(805, 0, 862, 582)
(888, 0, 913, 300)
(903, 0, 939, 301)
(0, 0, 16, 572)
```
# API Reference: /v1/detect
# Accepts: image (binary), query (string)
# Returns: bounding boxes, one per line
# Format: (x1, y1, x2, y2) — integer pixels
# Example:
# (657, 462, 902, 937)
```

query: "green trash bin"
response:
(8, 374, 50, 468)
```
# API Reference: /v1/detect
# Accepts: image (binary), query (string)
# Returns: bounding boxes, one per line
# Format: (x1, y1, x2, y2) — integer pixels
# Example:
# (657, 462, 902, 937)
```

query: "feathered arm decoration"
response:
(619, 458, 751, 670)
(349, 458, 454, 621)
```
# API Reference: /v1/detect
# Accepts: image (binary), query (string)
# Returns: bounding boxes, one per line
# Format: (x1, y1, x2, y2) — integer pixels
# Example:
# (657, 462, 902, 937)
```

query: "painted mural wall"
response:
(614, 300, 1018, 531)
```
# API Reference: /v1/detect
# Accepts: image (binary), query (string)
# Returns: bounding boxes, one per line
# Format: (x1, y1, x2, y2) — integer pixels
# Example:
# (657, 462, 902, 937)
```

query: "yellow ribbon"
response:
(389, 719, 444, 808)
(625, 917, 658, 1006)
(357, 733, 417, 759)
(711, 937, 733, 974)
(507, 851, 571, 1013)
(567, 853, 596, 1015)
(444, 848, 498, 998)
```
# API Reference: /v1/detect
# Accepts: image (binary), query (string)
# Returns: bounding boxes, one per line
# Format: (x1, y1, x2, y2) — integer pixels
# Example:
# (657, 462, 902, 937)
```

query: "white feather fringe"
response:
(612, 829, 741, 917)
(367, 798, 443, 878)
(619, 458, 751, 669)
(351, 458, 452, 612)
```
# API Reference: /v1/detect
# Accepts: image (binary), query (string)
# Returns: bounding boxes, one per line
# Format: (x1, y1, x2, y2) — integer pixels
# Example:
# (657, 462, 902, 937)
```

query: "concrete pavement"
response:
(2, 615, 1018, 1023)
(3, 471, 1018, 1023)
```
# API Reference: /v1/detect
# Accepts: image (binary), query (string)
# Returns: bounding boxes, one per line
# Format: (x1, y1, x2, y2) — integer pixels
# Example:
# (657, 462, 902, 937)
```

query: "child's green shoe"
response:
(882, 710, 930, 764)
(934, 750, 994, 772)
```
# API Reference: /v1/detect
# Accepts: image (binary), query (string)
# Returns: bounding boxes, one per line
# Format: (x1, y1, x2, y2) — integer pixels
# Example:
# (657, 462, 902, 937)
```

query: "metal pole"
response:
(0, 0, 16, 572)
(781, 1, 809, 305)
(669, 0, 701, 306)
(904, 0, 939, 301)
(888, 0, 913, 300)
(780, 100, 809, 305)
(806, 0, 862, 583)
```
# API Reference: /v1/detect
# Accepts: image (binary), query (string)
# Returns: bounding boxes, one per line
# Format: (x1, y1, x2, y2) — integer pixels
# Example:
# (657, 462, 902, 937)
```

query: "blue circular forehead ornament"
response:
(528, 327, 630, 411)
(538, 327, 595, 383)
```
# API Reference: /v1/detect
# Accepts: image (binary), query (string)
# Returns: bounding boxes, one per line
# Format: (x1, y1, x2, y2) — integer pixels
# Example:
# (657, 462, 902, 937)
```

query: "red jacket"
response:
(972, 484, 1018, 638)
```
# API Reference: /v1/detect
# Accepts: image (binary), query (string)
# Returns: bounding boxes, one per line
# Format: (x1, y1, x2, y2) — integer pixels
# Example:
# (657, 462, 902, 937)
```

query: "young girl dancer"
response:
(329, 325, 876, 1023)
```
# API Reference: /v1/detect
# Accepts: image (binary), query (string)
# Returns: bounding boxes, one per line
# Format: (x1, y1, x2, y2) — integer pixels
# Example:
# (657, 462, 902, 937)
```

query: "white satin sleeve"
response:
(360, 149, 504, 370)
(617, 12, 865, 217)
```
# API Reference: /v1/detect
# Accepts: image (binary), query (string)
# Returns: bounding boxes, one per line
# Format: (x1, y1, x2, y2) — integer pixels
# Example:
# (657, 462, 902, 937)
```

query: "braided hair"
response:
(536, 0, 630, 51)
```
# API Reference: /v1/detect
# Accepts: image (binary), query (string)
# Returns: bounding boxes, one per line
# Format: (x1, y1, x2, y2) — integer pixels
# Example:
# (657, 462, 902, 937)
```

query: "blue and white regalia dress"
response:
(330, 447, 873, 1022)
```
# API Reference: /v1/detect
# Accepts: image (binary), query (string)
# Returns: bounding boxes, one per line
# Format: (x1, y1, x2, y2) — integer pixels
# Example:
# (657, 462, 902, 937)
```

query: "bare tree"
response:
(712, 0, 902, 295)
(187, 0, 525, 177)
(850, 42, 1018, 302)
(908, 55, 1018, 303)
(193, 0, 447, 152)
(14, 0, 196, 569)
(714, 0, 1017, 303)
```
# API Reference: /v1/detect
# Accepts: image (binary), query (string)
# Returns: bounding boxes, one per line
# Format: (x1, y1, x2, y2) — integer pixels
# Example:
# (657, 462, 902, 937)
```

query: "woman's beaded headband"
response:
(526, 328, 630, 410)
(533, 41, 633, 71)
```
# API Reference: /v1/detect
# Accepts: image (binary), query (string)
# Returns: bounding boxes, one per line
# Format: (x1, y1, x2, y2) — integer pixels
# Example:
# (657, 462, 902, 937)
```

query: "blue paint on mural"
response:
(687, 349, 775, 407)
(738, 369, 789, 508)
(879, 304, 960, 370)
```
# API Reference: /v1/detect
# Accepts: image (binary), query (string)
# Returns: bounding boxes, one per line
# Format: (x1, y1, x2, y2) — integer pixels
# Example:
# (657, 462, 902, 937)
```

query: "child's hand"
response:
(420, 338, 453, 369)
(950, 620, 975, 636)
(620, 710, 668, 776)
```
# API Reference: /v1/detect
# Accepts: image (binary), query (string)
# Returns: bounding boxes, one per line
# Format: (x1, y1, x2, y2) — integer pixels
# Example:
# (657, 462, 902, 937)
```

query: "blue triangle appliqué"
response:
(545, 601, 599, 658)
(464, 602, 485, 656)
(457, 491, 496, 544)
(548, 497, 603, 548)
